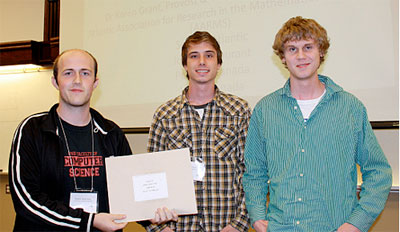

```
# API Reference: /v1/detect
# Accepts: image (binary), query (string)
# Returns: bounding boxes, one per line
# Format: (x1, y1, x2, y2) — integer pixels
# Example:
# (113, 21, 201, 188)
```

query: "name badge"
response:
(69, 192, 98, 213)
(191, 158, 205, 181)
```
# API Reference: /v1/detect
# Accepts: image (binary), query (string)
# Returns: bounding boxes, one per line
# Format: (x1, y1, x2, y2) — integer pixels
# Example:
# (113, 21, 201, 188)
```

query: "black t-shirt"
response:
(59, 118, 110, 213)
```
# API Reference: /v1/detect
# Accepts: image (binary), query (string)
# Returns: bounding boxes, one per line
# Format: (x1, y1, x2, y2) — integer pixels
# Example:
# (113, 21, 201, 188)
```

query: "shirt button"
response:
(296, 221, 300, 225)
(304, 126, 307, 129)
(301, 149, 305, 152)
(300, 173, 304, 177)
(298, 198, 302, 201)
(294, 106, 298, 110)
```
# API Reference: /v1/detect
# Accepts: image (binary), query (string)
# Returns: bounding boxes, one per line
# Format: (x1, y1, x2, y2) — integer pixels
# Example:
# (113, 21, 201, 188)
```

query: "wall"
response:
(0, 0, 44, 42)
(0, 71, 58, 172)
(60, 0, 399, 128)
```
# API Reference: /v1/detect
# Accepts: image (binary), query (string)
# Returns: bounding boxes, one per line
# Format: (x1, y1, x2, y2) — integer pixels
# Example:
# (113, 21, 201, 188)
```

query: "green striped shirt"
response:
(243, 75, 392, 232)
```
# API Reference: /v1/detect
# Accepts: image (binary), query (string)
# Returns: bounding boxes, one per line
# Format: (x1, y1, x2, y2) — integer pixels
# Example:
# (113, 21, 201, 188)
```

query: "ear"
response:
(93, 78, 99, 89)
(319, 49, 324, 57)
(51, 76, 59, 90)
(281, 57, 286, 65)
(217, 63, 221, 71)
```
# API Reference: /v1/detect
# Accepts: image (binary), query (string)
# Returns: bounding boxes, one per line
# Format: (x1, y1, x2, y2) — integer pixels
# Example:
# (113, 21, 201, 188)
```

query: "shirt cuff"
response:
(230, 214, 250, 231)
(347, 207, 375, 232)
(145, 223, 169, 232)
(247, 205, 267, 228)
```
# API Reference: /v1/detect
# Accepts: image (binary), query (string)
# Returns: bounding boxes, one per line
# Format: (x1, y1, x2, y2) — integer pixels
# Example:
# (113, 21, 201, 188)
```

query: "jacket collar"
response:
(42, 104, 114, 135)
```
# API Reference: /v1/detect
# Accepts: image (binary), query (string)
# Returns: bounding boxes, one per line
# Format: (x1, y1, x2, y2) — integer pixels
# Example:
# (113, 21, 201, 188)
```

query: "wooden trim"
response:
(0, 0, 59, 66)
(0, 41, 39, 65)
(44, 0, 60, 42)
(50, 37, 59, 61)
(371, 121, 399, 130)
(43, 0, 50, 42)
(0, 40, 58, 66)
(357, 185, 399, 193)
(122, 127, 150, 134)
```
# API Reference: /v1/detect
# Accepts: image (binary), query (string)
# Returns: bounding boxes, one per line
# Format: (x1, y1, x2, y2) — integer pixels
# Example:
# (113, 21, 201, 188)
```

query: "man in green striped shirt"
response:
(243, 16, 392, 232)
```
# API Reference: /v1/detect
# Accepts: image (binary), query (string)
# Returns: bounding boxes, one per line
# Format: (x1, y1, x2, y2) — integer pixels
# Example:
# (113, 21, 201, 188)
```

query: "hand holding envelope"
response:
(150, 207, 178, 224)
(92, 207, 177, 231)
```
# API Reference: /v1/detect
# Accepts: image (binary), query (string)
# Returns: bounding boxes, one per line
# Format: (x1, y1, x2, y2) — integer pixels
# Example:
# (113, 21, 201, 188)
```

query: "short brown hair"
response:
(53, 49, 98, 83)
(181, 31, 223, 67)
(273, 16, 330, 63)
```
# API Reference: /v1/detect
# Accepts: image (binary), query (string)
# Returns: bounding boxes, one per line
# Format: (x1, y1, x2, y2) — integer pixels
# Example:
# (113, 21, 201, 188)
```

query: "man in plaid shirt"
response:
(146, 31, 251, 232)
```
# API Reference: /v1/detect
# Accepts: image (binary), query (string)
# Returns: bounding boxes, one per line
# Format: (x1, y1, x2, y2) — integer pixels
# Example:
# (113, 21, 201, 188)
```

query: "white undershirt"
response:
(297, 89, 326, 122)
(195, 108, 205, 119)
(193, 103, 208, 119)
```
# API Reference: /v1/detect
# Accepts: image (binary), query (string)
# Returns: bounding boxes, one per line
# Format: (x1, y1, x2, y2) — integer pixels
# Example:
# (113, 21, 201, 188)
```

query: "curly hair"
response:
(273, 16, 330, 64)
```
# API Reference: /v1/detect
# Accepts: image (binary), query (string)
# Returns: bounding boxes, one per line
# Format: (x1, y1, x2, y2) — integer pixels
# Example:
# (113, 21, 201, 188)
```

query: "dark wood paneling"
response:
(122, 127, 150, 134)
(0, 0, 60, 66)
(44, 0, 60, 42)
(0, 41, 39, 65)
(0, 40, 58, 66)
(371, 121, 399, 130)
(50, 37, 59, 61)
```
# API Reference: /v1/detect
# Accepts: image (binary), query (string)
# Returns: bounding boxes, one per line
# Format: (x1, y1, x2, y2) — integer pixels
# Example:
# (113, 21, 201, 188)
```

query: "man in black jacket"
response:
(9, 49, 177, 231)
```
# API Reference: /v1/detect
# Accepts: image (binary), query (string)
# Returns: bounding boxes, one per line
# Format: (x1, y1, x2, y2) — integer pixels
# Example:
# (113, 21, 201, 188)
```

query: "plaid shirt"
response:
(147, 86, 251, 232)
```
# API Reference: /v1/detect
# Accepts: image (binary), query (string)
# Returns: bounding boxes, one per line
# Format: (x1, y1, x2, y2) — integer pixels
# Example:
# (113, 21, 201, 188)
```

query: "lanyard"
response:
(58, 115, 95, 192)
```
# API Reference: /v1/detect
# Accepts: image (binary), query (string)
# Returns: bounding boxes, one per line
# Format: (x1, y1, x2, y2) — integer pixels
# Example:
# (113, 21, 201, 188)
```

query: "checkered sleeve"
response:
(145, 223, 170, 232)
(147, 109, 168, 153)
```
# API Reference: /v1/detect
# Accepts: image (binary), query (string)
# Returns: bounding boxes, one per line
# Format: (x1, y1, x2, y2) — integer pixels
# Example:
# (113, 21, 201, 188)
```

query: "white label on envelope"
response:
(132, 172, 168, 202)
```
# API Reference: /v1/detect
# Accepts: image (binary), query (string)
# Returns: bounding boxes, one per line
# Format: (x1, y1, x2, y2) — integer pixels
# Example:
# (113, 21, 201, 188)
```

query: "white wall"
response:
(0, 71, 58, 171)
(0, 0, 44, 42)
(60, 0, 399, 127)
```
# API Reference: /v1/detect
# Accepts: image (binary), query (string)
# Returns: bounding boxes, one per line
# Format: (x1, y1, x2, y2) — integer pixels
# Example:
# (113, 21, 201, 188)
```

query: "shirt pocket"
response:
(214, 126, 238, 159)
(167, 128, 192, 150)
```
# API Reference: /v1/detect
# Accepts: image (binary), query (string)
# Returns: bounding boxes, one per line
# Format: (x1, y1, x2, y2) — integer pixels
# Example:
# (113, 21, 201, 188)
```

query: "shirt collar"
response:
(279, 75, 343, 99)
(179, 85, 222, 109)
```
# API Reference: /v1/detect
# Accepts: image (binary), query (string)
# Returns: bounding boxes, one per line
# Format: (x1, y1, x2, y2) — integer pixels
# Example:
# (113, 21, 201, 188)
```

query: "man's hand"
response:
(220, 224, 240, 232)
(93, 213, 127, 232)
(337, 223, 361, 232)
(253, 220, 268, 232)
(149, 207, 178, 224)
(160, 226, 174, 232)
